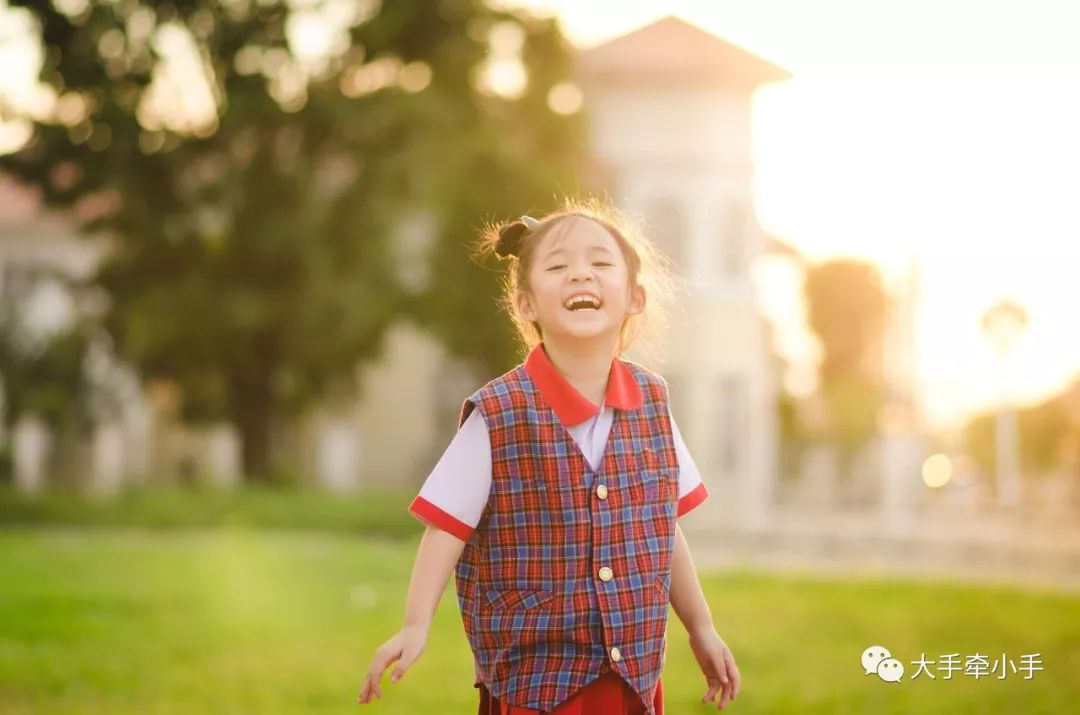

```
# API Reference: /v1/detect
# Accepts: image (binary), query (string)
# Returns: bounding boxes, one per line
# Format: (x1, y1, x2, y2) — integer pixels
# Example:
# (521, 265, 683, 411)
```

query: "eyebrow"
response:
(544, 245, 616, 258)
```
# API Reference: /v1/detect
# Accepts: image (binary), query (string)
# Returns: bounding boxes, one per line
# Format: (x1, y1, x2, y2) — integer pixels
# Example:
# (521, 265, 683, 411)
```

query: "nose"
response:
(568, 260, 594, 282)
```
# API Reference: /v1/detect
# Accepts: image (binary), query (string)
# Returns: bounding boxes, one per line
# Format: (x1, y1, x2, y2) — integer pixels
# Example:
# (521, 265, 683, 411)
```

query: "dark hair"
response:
(494, 220, 530, 259)
(473, 196, 674, 358)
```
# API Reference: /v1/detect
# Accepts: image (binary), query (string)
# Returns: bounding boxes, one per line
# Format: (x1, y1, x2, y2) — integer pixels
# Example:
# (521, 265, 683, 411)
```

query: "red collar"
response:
(524, 343, 643, 426)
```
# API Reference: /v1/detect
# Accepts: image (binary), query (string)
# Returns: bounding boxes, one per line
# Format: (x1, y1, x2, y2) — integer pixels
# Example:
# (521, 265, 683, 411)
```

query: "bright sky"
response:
(511, 0, 1080, 428)
(3, 0, 1080, 429)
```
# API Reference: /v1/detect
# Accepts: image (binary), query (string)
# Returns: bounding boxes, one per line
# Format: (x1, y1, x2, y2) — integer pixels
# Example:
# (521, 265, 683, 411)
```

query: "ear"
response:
(628, 284, 646, 315)
(516, 290, 537, 322)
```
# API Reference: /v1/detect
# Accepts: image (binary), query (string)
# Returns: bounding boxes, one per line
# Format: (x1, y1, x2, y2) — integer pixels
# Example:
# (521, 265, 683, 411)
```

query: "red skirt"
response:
(477, 671, 663, 715)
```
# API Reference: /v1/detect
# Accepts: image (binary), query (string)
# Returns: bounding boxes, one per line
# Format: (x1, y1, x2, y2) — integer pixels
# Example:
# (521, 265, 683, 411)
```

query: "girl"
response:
(358, 200, 741, 713)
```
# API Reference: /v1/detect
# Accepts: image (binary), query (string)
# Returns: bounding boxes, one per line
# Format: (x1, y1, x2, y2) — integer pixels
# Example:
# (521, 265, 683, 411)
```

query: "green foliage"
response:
(964, 379, 1080, 477)
(822, 373, 886, 454)
(803, 259, 889, 456)
(804, 259, 887, 383)
(1, 1, 584, 473)
(407, 15, 587, 375)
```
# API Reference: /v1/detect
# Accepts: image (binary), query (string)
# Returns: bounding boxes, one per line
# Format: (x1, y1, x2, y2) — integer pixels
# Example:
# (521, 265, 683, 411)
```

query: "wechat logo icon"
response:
(862, 645, 904, 683)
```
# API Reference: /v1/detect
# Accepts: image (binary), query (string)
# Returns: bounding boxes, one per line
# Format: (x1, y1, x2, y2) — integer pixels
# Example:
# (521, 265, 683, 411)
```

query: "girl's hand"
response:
(688, 625, 741, 710)
(357, 625, 428, 705)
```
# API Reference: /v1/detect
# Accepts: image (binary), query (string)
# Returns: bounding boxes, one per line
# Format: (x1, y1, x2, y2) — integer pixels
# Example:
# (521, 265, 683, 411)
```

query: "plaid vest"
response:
(454, 360, 678, 714)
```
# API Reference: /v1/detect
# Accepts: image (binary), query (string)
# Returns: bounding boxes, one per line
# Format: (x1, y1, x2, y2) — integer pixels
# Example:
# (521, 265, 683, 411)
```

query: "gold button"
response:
(596, 484, 608, 499)
(598, 566, 613, 582)
(610, 646, 622, 662)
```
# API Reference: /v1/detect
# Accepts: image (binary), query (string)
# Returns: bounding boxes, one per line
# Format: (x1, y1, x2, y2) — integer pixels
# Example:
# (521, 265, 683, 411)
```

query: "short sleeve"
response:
(408, 407, 492, 542)
(671, 408, 709, 517)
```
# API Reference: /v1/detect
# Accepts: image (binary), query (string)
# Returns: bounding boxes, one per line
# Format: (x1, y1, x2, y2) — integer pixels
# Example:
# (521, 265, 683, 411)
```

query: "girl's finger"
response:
(392, 645, 421, 682)
(363, 670, 382, 700)
(718, 680, 732, 710)
(725, 650, 741, 700)
(705, 671, 726, 703)
(367, 648, 398, 691)
(714, 654, 730, 689)
(364, 667, 386, 701)
(713, 652, 732, 708)
(358, 675, 376, 704)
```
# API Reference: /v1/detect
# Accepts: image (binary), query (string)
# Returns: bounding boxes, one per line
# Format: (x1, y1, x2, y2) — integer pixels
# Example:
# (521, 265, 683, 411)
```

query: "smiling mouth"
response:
(564, 294, 603, 311)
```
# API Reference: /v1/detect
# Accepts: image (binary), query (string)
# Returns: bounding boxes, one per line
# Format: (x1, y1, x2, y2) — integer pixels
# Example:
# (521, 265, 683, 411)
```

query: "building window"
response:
(645, 197, 686, 270)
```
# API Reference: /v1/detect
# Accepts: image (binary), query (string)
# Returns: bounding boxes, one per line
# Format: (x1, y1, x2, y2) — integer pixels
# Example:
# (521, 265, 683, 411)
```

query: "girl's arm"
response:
(357, 525, 466, 704)
(669, 522, 714, 632)
(669, 523, 742, 710)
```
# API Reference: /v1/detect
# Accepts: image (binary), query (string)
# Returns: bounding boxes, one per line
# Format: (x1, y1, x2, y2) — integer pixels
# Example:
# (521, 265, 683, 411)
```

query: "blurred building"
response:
(0, 177, 144, 493)
(0, 177, 235, 493)
(577, 17, 791, 529)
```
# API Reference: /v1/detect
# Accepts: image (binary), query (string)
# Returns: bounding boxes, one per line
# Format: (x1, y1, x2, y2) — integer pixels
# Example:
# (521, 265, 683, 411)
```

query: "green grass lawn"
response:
(0, 526, 1077, 714)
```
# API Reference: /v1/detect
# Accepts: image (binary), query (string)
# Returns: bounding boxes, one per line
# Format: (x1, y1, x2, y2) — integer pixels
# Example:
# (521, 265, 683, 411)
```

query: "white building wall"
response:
(587, 88, 754, 168)
(352, 320, 476, 488)
(586, 82, 779, 530)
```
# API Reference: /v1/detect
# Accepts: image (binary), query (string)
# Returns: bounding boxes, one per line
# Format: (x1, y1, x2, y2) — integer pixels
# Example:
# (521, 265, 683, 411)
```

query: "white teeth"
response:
(564, 293, 601, 310)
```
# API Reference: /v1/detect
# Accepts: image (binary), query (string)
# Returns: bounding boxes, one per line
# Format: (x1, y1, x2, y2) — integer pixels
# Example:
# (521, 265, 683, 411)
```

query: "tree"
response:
(407, 12, 587, 376)
(0, 0, 583, 477)
(804, 259, 887, 384)
(803, 259, 888, 468)
(965, 377, 1080, 479)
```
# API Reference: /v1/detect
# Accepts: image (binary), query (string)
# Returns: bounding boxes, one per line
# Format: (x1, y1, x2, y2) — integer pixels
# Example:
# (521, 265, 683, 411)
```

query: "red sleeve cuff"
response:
(409, 496, 474, 542)
(676, 482, 709, 517)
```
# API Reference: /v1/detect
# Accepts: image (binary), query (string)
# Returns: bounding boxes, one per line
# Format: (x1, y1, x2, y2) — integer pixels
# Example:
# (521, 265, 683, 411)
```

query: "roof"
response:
(577, 16, 791, 88)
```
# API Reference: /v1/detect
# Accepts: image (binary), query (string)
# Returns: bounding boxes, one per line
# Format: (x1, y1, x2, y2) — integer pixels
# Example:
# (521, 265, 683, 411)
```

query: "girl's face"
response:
(516, 217, 644, 346)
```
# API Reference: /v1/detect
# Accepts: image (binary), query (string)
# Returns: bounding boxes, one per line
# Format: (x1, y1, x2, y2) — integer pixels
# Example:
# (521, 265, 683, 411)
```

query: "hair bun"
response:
(495, 221, 528, 258)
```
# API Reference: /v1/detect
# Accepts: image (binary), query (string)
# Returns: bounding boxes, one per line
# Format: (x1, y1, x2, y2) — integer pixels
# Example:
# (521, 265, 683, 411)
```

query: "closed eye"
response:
(546, 264, 566, 271)
(593, 262, 613, 267)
